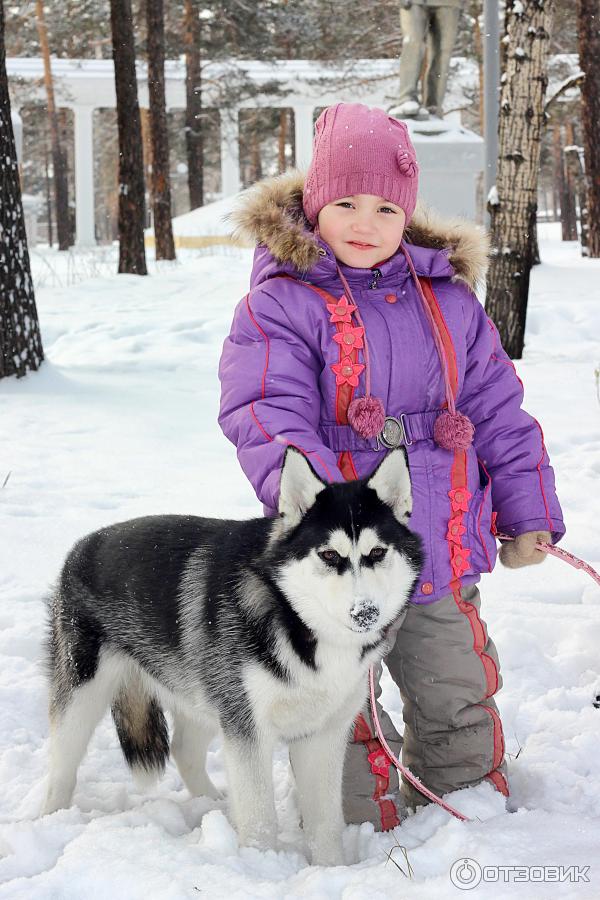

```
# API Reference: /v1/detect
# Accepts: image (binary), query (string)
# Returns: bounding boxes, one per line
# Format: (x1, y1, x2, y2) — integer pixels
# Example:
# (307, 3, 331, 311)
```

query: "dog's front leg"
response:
(289, 721, 351, 866)
(221, 733, 277, 851)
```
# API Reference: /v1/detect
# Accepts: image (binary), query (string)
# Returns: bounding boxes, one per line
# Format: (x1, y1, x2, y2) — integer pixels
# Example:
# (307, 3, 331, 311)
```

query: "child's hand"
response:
(498, 531, 552, 569)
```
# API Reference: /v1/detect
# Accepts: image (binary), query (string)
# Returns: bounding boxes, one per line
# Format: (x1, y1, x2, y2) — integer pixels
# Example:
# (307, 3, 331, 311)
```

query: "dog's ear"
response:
(366, 449, 412, 524)
(278, 447, 326, 526)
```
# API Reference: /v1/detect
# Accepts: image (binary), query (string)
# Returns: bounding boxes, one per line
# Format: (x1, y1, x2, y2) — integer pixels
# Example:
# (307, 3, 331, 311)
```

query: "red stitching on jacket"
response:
(249, 402, 273, 441)
(245, 318, 337, 484)
(299, 281, 362, 482)
(476, 457, 494, 573)
(245, 294, 269, 400)
(420, 280, 507, 796)
(420, 277, 459, 396)
(490, 354, 554, 534)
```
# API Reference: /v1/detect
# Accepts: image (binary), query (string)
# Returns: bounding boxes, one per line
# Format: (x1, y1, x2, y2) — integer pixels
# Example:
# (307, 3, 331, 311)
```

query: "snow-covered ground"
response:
(1, 223, 599, 898)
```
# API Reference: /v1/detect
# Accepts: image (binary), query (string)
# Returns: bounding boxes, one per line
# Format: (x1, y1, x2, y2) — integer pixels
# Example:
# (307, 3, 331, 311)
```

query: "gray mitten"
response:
(498, 530, 551, 569)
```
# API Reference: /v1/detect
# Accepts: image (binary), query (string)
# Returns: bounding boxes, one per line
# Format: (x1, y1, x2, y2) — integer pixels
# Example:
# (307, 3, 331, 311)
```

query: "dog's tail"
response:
(111, 668, 169, 788)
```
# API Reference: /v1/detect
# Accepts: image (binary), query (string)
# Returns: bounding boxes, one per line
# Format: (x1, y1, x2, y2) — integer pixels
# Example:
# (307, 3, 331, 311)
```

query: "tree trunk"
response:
(110, 0, 147, 275)
(486, 0, 555, 360)
(471, 0, 484, 134)
(551, 122, 561, 220)
(565, 144, 589, 255)
(58, 107, 75, 245)
(145, 0, 175, 260)
(44, 138, 53, 247)
(0, 0, 44, 378)
(250, 111, 262, 183)
(576, 0, 600, 257)
(561, 121, 578, 241)
(278, 108, 287, 174)
(35, 0, 71, 251)
(183, 0, 203, 210)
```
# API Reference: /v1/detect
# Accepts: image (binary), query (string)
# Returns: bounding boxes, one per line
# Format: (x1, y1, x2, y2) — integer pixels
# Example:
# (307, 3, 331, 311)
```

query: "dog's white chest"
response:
(244, 647, 368, 740)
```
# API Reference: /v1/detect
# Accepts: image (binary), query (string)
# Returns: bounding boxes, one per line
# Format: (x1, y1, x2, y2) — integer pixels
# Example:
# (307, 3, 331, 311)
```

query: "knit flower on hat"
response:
(397, 149, 417, 178)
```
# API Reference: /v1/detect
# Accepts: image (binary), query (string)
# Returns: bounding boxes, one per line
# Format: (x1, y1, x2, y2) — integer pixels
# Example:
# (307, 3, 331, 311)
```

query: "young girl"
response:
(218, 102, 565, 831)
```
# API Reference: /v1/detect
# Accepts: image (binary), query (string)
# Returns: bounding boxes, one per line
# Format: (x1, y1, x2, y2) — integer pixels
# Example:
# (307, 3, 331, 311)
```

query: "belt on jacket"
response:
(319, 410, 440, 452)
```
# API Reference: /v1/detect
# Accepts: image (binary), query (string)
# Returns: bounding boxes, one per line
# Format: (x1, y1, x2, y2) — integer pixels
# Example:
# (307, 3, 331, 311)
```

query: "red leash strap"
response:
(369, 539, 600, 822)
(496, 533, 600, 588)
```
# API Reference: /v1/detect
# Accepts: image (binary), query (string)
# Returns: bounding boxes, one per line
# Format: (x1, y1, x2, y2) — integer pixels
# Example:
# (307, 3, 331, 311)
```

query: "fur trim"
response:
(226, 169, 489, 290)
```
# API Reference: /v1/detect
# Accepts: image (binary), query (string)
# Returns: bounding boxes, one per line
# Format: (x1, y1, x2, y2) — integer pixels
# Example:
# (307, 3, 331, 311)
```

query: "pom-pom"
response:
(348, 396, 386, 439)
(433, 410, 475, 451)
(397, 149, 417, 178)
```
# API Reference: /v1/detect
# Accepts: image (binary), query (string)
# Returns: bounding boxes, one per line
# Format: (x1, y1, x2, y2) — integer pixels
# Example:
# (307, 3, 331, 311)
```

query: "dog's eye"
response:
(319, 549, 341, 565)
(368, 547, 387, 561)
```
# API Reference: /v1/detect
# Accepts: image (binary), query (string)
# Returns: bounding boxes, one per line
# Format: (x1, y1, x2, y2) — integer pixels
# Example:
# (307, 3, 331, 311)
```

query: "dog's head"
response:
(269, 448, 424, 643)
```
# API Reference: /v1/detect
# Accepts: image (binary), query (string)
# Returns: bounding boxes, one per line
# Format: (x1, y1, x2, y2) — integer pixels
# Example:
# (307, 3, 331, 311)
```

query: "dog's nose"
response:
(350, 604, 379, 631)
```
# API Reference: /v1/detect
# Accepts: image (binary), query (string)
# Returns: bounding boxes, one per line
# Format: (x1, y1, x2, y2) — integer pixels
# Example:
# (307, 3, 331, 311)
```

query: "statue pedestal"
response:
(405, 117, 484, 221)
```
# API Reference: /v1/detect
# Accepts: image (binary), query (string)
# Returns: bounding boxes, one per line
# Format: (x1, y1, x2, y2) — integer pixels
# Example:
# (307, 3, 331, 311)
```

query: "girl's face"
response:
(317, 194, 407, 268)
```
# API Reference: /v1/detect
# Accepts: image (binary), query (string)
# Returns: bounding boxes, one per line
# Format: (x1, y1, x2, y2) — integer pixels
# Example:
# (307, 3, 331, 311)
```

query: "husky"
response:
(43, 447, 423, 865)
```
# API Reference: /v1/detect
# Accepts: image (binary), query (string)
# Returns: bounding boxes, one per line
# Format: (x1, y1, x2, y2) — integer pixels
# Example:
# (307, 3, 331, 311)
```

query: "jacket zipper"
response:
(370, 267, 382, 289)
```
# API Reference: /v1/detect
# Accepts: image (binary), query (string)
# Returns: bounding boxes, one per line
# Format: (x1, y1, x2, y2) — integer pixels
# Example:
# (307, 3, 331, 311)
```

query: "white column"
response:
(220, 107, 240, 197)
(73, 105, 96, 246)
(293, 105, 314, 170)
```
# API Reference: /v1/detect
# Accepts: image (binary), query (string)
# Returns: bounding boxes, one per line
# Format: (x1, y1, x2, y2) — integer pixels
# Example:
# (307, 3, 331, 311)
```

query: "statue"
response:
(389, 0, 465, 121)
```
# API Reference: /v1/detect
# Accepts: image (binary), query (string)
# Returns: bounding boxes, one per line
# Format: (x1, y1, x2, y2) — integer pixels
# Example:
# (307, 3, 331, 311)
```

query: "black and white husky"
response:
(43, 448, 422, 865)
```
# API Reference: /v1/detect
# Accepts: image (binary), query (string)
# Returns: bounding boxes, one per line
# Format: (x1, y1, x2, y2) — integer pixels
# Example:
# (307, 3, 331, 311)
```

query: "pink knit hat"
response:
(302, 102, 419, 226)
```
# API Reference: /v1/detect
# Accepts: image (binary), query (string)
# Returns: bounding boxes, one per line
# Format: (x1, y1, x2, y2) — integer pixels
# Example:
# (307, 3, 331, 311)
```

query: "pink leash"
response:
(369, 536, 600, 822)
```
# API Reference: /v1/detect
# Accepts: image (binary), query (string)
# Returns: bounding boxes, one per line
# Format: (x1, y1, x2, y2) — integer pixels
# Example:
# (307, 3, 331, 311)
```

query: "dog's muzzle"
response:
(350, 605, 379, 632)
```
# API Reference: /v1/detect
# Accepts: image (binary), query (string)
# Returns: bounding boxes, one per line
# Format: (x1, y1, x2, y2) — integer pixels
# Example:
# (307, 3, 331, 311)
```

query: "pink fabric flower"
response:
(331, 356, 365, 386)
(450, 544, 472, 576)
(332, 323, 364, 349)
(448, 488, 472, 514)
(326, 295, 357, 324)
(446, 515, 467, 545)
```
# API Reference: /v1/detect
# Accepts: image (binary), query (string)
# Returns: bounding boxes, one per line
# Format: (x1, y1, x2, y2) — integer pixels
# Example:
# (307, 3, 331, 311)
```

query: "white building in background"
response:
(7, 56, 484, 247)
(11, 108, 43, 247)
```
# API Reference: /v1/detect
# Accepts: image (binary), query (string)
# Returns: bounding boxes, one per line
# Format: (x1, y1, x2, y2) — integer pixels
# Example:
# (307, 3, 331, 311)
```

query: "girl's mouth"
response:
(348, 241, 376, 250)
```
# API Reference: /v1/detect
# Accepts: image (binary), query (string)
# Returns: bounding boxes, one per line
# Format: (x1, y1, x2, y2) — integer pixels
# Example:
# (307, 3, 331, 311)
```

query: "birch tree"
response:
(486, 0, 555, 359)
(0, 0, 44, 379)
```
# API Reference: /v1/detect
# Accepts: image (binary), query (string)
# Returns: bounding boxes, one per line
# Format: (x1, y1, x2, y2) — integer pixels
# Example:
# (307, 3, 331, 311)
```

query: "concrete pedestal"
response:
(405, 117, 484, 221)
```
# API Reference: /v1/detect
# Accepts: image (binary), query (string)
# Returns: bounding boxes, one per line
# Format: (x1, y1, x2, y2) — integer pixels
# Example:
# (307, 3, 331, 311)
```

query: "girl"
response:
(218, 102, 564, 831)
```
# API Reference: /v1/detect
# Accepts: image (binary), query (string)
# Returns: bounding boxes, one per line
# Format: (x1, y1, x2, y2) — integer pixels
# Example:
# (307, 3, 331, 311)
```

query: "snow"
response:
(1, 221, 600, 897)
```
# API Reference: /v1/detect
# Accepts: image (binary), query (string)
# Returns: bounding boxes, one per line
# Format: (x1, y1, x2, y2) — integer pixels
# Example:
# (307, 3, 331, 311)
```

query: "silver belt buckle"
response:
(378, 416, 405, 449)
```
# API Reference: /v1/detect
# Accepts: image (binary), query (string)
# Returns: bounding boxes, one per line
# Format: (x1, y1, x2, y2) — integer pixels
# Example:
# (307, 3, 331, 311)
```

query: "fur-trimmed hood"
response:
(226, 169, 489, 292)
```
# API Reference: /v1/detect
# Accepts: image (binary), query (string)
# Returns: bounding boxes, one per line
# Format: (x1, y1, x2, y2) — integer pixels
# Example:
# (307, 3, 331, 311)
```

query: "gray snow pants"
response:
(342, 583, 508, 830)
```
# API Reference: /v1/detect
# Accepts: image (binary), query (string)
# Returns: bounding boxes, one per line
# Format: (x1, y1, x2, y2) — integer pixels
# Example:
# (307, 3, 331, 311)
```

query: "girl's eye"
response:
(380, 207, 396, 214)
(319, 549, 341, 564)
(368, 547, 387, 561)
(336, 202, 396, 213)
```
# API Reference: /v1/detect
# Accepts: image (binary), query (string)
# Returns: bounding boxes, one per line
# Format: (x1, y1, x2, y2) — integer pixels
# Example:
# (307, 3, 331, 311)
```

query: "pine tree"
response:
(0, 0, 44, 379)
(576, 0, 600, 258)
(182, 0, 203, 210)
(110, 0, 147, 274)
(486, 0, 555, 359)
(35, 0, 72, 250)
(146, 0, 176, 259)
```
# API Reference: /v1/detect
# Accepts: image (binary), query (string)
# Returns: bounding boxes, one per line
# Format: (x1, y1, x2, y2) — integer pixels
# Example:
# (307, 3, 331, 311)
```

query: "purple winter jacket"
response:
(218, 171, 565, 604)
